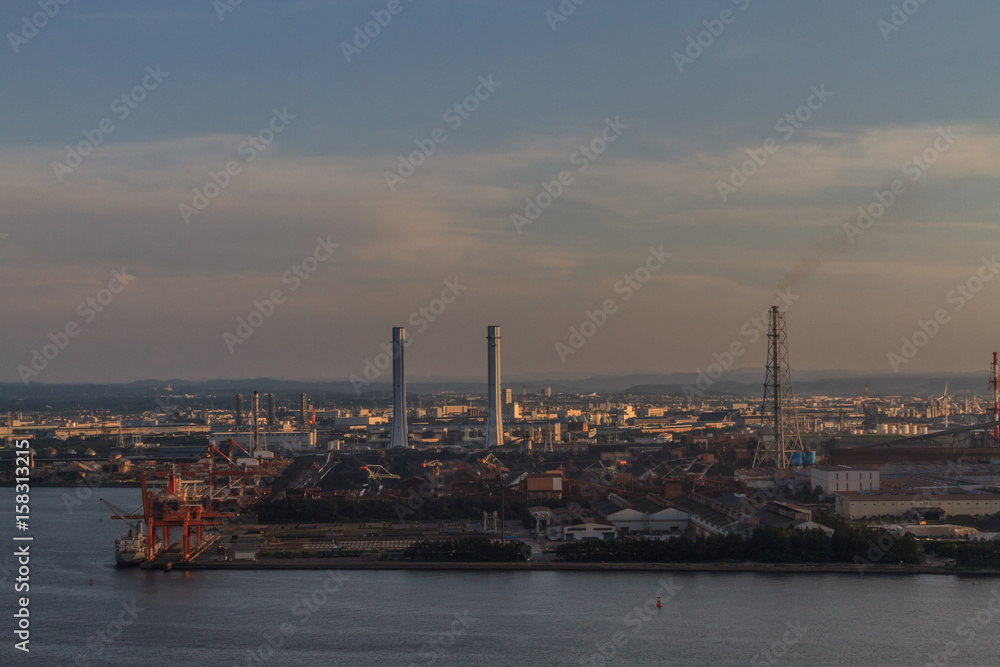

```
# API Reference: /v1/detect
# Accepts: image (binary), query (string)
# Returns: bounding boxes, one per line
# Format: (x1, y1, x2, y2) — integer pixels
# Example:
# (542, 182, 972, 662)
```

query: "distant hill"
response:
(0, 369, 987, 412)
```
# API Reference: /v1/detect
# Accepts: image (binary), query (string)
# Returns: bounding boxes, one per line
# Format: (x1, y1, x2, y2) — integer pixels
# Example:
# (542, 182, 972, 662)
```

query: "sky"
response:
(2, 0, 1000, 384)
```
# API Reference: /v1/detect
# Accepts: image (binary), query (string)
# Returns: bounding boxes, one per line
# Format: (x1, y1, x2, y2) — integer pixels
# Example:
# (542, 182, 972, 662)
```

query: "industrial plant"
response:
(3, 318, 1000, 570)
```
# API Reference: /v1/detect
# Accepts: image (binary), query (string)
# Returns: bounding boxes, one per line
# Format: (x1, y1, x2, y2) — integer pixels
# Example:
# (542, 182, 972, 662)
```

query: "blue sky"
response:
(3, 0, 1000, 383)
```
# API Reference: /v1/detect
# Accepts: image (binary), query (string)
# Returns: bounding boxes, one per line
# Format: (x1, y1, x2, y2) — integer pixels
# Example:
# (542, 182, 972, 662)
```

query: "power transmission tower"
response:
(753, 306, 803, 468)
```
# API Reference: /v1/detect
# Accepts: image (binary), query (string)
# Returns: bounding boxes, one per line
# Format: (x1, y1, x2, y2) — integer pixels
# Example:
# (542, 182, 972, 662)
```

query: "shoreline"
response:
(150, 560, 999, 576)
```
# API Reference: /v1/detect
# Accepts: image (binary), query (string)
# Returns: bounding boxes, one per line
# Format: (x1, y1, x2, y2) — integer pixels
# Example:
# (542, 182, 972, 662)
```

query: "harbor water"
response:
(2, 487, 998, 666)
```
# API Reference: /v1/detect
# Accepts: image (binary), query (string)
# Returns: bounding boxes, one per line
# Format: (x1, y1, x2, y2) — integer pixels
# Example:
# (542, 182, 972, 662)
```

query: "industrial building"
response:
(811, 465, 880, 494)
(209, 431, 316, 452)
(835, 490, 1000, 520)
(522, 472, 563, 501)
(563, 517, 616, 542)
(590, 493, 691, 536)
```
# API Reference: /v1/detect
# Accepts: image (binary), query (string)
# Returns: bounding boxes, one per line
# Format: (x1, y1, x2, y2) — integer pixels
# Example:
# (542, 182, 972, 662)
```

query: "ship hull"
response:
(115, 550, 147, 567)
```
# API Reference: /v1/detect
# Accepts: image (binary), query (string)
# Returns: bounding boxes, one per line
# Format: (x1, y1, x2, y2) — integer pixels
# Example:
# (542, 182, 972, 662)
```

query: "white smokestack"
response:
(390, 327, 408, 449)
(486, 325, 503, 448)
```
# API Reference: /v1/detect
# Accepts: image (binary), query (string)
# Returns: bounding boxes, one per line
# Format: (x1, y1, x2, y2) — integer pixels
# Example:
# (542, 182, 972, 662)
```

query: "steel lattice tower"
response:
(753, 306, 803, 468)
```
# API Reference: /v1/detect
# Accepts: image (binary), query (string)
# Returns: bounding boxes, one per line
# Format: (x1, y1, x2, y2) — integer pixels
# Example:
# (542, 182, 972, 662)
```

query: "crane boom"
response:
(100, 498, 145, 533)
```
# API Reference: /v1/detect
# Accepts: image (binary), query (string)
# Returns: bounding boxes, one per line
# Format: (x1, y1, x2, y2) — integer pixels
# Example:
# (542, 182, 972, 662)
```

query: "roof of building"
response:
(839, 491, 1000, 501)
(670, 496, 749, 534)
(632, 497, 667, 515)
(566, 517, 614, 528)
(591, 499, 622, 518)
(754, 509, 798, 529)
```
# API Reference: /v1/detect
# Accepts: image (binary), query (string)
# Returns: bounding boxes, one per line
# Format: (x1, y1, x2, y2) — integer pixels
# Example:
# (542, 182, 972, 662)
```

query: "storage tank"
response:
(791, 452, 803, 466)
(804, 452, 817, 465)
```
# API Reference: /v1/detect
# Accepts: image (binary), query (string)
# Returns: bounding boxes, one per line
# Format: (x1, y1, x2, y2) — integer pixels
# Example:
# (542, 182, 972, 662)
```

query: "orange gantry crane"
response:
(136, 471, 233, 562)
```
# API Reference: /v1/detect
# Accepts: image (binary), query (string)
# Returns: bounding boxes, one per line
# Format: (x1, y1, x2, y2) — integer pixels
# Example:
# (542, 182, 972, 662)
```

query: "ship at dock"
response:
(100, 440, 284, 567)
(114, 523, 156, 566)
(102, 499, 156, 566)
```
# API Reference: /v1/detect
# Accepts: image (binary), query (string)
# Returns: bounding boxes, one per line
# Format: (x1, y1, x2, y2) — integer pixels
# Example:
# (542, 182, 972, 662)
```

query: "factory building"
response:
(590, 494, 692, 536)
(210, 431, 316, 452)
(836, 491, 1000, 520)
(563, 518, 616, 542)
(811, 465, 880, 494)
(522, 472, 563, 501)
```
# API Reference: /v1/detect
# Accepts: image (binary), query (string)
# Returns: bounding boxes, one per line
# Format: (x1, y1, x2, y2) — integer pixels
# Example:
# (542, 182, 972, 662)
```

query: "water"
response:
(2, 487, 999, 666)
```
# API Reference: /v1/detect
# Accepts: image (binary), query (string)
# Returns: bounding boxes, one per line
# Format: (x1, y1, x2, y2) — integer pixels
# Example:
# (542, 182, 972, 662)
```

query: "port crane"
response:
(586, 459, 627, 484)
(361, 465, 400, 481)
(100, 498, 145, 535)
(359, 464, 399, 497)
(422, 460, 444, 489)
(480, 453, 509, 475)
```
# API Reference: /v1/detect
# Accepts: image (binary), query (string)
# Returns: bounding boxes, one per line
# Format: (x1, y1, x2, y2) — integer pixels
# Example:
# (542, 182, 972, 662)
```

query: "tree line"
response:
(557, 521, 923, 565)
(402, 537, 527, 562)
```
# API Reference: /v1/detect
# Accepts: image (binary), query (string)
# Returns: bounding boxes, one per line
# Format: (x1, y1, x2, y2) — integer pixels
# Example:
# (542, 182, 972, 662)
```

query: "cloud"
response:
(2, 122, 1000, 380)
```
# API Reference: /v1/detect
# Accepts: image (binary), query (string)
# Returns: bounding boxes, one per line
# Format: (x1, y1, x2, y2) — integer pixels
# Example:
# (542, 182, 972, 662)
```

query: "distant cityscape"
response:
(4, 329, 1000, 570)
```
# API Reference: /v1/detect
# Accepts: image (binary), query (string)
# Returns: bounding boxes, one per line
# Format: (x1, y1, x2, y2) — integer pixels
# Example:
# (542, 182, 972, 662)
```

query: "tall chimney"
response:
(486, 325, 503, 448)
(251, 390, 260, 455)
(299, 393, 307, 429)
(267, 393, 276, 431)
(235, 394, 244, 431)
(390, 327, 408, 449)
